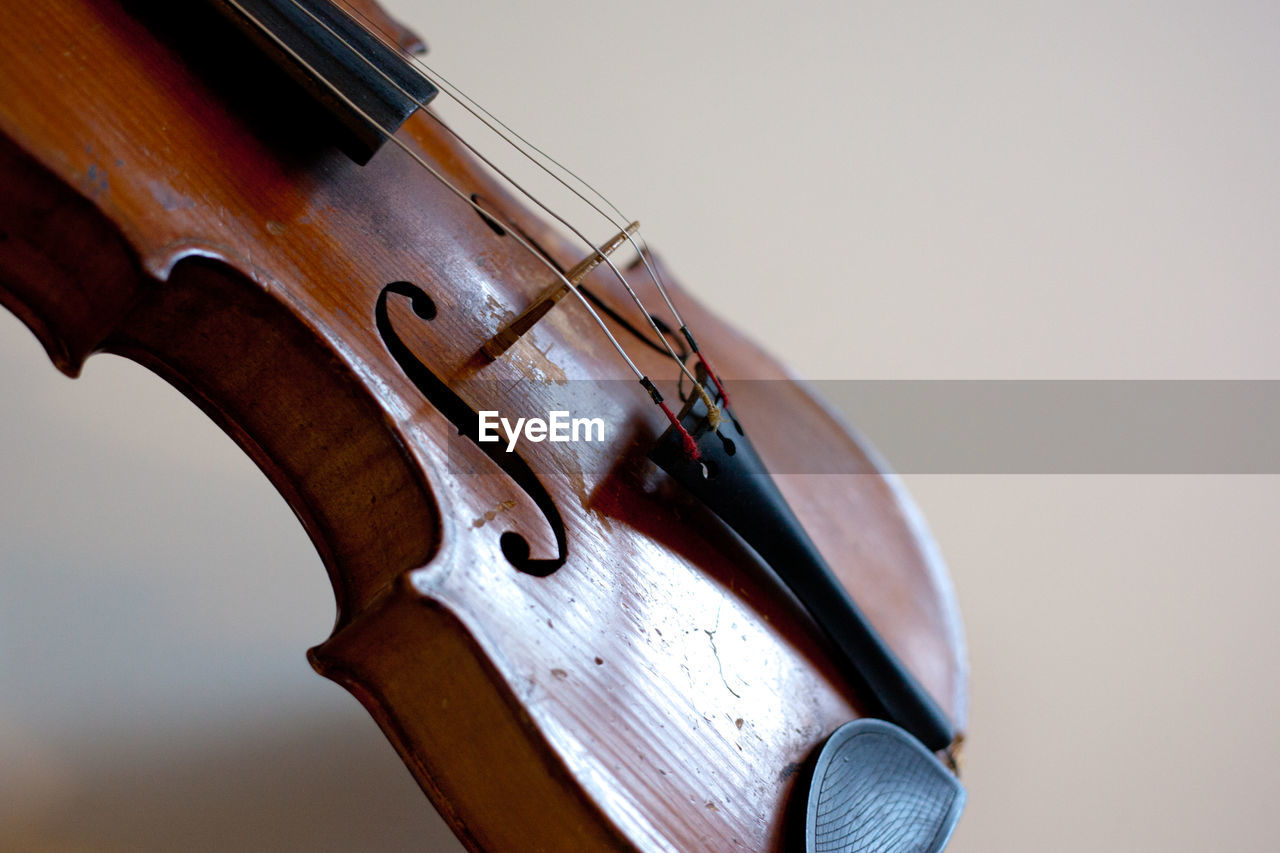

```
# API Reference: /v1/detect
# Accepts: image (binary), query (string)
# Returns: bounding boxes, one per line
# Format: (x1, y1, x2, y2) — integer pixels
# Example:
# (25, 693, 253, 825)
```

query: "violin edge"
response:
(785, 371, 971, 733)
(0, 2, 970, 844)
(0, 113, 643, 851)
(310, 573, 644, 853)
(0, 131, 144, 377)
(0, 128, 449, 623)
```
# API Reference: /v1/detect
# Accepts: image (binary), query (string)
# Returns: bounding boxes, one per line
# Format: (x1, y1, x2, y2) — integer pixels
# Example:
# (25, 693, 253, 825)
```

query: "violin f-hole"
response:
(375, 280, 567, 576)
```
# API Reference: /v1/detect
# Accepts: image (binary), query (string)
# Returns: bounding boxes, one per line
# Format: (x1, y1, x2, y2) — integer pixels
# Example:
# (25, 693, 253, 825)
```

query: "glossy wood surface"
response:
(0, 1, 967, 850)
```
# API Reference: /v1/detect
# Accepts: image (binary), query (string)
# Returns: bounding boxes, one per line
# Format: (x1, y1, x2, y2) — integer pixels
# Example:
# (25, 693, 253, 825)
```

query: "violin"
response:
(0, 1, 968, 849)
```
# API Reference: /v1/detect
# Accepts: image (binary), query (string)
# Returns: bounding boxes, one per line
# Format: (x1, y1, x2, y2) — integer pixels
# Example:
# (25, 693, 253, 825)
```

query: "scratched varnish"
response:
(0, 1, 966, 849)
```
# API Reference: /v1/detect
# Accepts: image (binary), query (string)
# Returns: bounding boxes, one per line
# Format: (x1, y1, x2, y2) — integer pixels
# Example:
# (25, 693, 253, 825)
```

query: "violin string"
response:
(216, 0, 634, 374)
(404, 52, 737, 410)
(341, 10, 672, 311)
(218, 0, 704, 458)
(282, 0, 716, 418)
(426, 115, 726, 419)
(330, 0, 732, 410)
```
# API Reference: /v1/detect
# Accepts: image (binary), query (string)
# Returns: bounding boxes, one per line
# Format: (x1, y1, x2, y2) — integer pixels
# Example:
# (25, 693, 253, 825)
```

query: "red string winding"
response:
(698, 355, 731, 410)
(658, 401, 700, 461)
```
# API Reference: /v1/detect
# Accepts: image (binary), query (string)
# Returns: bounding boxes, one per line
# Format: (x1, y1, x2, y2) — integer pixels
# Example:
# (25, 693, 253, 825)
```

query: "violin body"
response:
(0, 1, 966, 849)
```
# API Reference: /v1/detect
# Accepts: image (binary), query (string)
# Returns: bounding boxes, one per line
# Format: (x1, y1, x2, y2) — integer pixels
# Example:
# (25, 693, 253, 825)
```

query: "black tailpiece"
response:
(648, 393, 955, 752)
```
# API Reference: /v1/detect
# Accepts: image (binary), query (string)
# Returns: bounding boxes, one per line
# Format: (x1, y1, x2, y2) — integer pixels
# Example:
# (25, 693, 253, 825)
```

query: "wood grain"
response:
(0, 1, 967, 849)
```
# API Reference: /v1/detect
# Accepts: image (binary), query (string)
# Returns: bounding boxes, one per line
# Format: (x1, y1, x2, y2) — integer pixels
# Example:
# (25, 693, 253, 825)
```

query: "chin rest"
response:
(800, 719, 965, 853)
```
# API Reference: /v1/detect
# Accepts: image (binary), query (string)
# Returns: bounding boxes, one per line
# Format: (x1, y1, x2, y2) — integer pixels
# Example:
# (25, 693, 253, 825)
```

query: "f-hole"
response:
(375, 281, 567, 576)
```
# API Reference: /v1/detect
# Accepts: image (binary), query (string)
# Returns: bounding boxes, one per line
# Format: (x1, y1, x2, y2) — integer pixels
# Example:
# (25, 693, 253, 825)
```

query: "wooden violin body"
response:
(0, 1, 967, 849)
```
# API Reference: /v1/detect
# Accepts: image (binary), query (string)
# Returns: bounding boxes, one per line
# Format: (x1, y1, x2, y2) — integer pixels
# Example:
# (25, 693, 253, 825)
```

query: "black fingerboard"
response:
(209, 0, 437, 164)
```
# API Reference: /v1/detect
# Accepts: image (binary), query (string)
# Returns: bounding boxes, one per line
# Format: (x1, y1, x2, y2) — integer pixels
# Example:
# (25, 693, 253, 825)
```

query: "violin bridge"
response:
(482, 221, 640, 361)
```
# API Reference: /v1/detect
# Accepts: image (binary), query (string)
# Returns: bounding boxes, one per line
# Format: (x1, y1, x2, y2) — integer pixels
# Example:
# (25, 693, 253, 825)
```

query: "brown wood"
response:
(0, 2, 968, 850)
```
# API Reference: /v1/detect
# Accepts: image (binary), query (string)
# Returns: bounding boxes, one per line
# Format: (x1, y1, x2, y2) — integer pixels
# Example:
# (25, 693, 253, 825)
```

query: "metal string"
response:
(218, 0, 644, 382)
(334, 1, 690, 328)
(328, 0, 731, 412)
(283, 0, 715, 412)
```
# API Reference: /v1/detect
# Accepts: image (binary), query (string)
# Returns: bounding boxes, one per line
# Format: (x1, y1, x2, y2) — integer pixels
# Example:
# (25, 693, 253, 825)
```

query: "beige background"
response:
(3, 0, 1279, 850)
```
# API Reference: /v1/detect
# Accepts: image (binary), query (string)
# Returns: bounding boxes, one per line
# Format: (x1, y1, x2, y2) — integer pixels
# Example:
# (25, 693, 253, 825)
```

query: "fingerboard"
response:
(209, 0, 437, 164)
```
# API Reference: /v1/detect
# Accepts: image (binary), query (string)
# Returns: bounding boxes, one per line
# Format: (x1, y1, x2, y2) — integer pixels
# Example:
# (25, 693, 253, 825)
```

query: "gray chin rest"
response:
(802, 719, 965, 853)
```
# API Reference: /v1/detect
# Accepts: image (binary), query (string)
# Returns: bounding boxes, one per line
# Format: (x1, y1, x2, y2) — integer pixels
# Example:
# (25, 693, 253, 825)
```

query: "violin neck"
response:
(206, 0, 436, 164)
